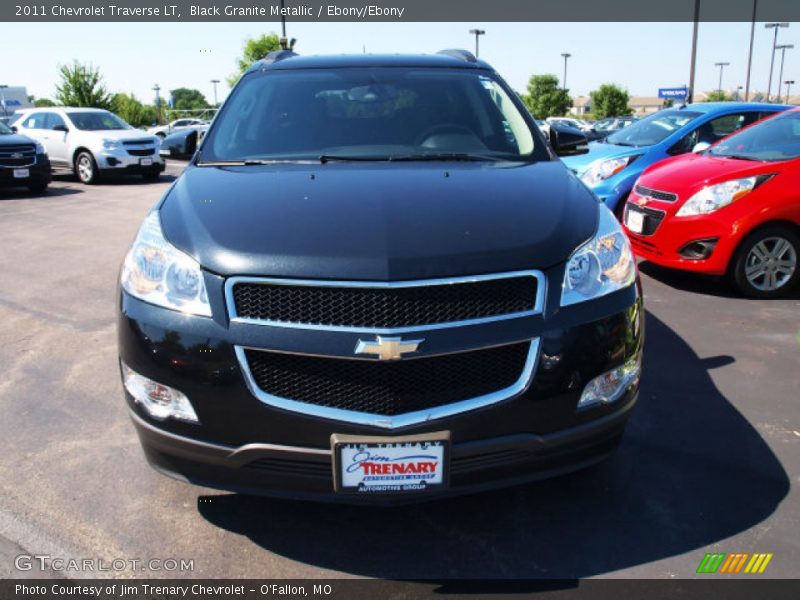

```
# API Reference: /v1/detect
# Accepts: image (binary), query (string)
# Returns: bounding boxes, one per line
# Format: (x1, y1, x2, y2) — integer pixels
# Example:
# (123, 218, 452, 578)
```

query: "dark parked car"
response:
(0, 120, 50, 194)
(118, 50, 643, 503)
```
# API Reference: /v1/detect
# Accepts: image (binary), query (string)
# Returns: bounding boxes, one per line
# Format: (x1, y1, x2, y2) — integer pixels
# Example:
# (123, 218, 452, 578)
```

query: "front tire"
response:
(731, 225, 799, 298)
(75, 151, 99, 185)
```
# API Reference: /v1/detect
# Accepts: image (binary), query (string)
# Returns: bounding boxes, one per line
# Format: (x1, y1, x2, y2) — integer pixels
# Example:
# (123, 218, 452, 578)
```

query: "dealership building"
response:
(0, 86, 33, 116)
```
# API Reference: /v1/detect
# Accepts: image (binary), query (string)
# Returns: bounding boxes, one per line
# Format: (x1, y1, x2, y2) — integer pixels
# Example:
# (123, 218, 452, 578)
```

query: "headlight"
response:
(580, 155, 639, 187)
(561, 205, 636, 306)
(102, 138, 120, 150)
(121, 211, 211, 316)
(34, 141, 46, 155)
(675, 176, 769, 217)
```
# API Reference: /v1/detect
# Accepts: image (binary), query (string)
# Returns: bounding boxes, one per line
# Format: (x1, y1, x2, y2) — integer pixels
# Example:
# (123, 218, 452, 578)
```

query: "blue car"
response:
(562, 102, 791, 215)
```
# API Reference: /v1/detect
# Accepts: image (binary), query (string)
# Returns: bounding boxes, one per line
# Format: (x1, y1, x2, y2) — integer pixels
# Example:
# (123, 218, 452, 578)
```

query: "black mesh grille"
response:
(634, 184, 678, 202)
(0, 145, 36, 167)
(232, 276, 538, 328)
(625, 205, 665, 236)
(244, 343, 530, 416)
(127, 148, 155, 156)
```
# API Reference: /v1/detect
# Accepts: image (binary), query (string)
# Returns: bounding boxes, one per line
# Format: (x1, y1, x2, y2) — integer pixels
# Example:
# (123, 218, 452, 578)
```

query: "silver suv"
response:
(12, 108, 165, 184)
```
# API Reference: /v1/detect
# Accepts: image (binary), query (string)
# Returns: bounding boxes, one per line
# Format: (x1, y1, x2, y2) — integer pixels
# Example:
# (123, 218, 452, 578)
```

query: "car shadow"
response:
(638, 260, 800, 300)
(0, 185, 83, 201)
(196, 311, 789, 579)
(52, 173, 178, 186)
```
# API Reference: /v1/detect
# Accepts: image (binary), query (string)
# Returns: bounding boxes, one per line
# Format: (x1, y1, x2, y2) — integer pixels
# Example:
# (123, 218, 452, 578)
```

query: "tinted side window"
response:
(22, 113, 47, 129)
(670, 112, 753, 154)
(45, 113, 66, 129)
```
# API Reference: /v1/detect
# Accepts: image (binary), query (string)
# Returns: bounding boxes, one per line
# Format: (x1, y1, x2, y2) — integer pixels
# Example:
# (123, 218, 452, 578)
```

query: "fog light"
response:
(577, 355, 641, 410)
(120, 361, 199, 423)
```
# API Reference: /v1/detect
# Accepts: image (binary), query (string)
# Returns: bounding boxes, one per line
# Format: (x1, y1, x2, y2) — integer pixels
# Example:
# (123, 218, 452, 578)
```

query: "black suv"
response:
(118, 50, 643, 503)
(0, 120, 50, 194)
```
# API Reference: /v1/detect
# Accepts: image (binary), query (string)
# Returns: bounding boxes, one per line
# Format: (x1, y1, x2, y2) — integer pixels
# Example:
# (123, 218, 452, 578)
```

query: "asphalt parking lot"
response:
(0, 165, 798, 580)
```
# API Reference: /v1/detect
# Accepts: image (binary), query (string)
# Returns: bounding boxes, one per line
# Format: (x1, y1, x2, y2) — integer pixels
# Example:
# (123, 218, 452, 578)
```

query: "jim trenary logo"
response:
(696, 552, 773, 574)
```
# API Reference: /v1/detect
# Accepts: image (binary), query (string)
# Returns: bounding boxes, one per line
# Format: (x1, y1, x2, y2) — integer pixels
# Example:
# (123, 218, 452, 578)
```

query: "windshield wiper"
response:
(319, 155, 393, 163)
(197, 159, 307, 166)
(714, 154, 759, 161)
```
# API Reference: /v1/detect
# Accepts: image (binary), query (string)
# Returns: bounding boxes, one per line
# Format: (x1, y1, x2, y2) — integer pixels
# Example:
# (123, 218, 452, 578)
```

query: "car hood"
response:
(159, 161, 599, 281)
(0, 133, 39, 146)
(561, 140, 646, 174)
(638, 151, 782, 196)
(83, 128, 157, 142)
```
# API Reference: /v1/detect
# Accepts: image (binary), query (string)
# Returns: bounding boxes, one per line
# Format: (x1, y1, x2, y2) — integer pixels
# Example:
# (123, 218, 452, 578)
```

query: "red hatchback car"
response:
(623, 108, 800, 298)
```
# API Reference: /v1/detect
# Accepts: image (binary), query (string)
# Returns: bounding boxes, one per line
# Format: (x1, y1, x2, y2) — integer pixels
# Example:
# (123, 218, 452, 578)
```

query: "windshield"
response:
(605, 109, 701, 147)
(67, 111, 130, 131)
(200, 67, 540, 163)
(0, 122, 11, 135)
(708, 110, 800, 162)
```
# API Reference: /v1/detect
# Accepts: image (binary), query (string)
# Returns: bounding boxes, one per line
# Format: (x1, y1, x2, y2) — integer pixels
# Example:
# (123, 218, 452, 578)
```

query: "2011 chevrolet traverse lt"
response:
(117, 50, 643, 503)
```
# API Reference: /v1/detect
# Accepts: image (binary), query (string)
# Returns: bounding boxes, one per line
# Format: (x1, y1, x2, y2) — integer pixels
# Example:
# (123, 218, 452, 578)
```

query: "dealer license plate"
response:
(626, 208, 644, 234)
(140, 158, 153, 166)
(13, 168, 30, 178)
(332, 432, 450, 494)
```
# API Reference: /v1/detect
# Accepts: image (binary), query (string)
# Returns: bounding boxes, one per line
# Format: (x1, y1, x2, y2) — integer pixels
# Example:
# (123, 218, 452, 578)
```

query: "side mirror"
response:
(52, 124, 69, 133)
(159, 129, 198, 159)
(10, 126, 17, 133)
(549, 123, 589, 156)
(692, 141, 711, 153)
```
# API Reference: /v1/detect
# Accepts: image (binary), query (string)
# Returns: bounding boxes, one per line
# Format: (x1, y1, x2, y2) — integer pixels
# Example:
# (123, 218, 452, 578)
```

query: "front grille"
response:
(122, 139, 154, 146)
(244, 342, 530, 417)
(625, 205, 665, 236)
(231, 275, 539, 330)
(127, 148, 155, 156)
(634, 184, 678, 202)
(0, 144, 36, 167)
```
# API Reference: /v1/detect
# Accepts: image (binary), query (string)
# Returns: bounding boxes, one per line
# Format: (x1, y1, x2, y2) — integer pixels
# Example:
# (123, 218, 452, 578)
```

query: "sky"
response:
(3, 21, 799, 105)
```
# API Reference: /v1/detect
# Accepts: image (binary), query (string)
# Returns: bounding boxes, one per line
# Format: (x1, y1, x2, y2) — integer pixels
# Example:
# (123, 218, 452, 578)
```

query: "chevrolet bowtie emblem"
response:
(354, 336, 424, 361)
(636, 196, 649, 206)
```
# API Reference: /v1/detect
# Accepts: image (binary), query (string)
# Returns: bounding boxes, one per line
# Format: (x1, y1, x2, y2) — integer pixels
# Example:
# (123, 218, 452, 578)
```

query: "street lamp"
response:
(765, 22, 789, 101)
(152, 84, 162, 125)
(775, 44, 793, 103)
(210, 79, 220, 107)
(468, 29, 485, 57)
(744, 0, 758, 101)
(561, 53, 572, 89)
(714, 62, 730, 94)
(785, 80, 795, 101)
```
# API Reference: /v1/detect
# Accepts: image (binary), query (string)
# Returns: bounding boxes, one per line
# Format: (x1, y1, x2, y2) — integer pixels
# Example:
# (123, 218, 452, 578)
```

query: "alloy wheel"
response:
(744, 236, 797, 292)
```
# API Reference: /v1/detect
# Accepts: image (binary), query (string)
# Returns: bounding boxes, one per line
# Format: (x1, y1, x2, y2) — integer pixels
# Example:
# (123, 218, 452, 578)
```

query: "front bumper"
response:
(97, 148, 165, 174)
(624, 200, 737, 276)
(0, 155, 51, 188)
(118, 272, 643, 503)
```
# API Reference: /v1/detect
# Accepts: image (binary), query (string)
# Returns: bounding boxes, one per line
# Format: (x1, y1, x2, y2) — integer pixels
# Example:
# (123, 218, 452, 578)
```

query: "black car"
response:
(0, 121, 50, 194)
(118, 50, 643, 504)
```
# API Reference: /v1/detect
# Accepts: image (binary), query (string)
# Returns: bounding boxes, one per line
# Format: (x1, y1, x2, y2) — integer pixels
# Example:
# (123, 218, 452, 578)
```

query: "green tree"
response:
(112, 93, 159, 128)
(523, 74, 572, 119)
(54, 61, 112, 109)
(704, 90, 732, 102)
(33, 98, 57, 107)
(228, 33, 282, 86)
(169, 88, 209, 111)
(589, 84, 632, 119)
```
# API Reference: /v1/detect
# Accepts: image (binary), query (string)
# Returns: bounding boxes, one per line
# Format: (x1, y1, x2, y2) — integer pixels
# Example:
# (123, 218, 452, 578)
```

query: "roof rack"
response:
(437, 49, 478, 63)
(262, 50, 298, 64)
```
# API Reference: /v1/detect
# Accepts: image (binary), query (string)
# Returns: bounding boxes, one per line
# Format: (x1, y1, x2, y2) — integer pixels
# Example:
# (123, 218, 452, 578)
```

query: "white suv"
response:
(12, 108, 165, 184)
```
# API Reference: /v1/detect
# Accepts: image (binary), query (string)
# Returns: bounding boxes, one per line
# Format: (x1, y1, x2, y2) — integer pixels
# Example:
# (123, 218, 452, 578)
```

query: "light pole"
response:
(786, 80, 795, 101)
(0, 84, 8, 118)
(561, 53, 572, 89)
(765, 22, 789, 101)
(152, 84, 162, 125)
(745, 0, 758, 100)
(687, 0, 700, 103)
(775, 44, 793, 102)
(468, 29, 485, 57)
(714, 62, 730, 94)
(210, 79, 220, 107)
